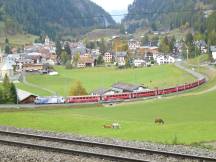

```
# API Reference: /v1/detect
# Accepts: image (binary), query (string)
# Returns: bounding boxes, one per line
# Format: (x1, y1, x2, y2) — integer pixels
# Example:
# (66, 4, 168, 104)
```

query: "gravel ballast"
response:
(0, 126, 215, 162)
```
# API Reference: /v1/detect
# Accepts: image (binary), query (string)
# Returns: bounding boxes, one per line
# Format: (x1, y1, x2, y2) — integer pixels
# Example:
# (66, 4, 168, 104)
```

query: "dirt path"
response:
(21, 72, 56, 96)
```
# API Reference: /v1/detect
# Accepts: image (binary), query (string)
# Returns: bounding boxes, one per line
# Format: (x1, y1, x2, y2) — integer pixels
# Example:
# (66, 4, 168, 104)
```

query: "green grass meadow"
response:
(0, 90, 215, 145)
(0, 33, 37, 47)
(19, 64, 195, 96)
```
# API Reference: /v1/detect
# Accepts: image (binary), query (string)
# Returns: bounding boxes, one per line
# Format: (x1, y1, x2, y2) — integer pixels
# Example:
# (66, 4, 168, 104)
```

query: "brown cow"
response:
(155, 118, 165, 125)
(103, 125, 112, 129)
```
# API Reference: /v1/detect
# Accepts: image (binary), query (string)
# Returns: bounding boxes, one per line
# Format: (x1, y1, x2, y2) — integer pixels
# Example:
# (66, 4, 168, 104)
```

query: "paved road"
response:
(175, 62, 206, 80)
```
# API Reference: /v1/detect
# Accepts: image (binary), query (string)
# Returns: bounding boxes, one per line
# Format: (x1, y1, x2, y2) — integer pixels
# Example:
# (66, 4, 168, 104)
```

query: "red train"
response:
(65, 78, 206, 104)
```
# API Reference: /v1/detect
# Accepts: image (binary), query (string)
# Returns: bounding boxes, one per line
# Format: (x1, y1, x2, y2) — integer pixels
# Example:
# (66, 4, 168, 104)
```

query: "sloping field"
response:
(20, 64, 195, 96)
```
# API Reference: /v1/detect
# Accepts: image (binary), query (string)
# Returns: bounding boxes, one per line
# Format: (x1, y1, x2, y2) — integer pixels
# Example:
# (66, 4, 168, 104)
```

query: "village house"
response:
(194, 40, 208, 53)
(111, 82, 147, 93)
(156, 55, 175, 65)
(22, 63, 44, 72)
(70, 42, 87, 56)
(77, 55, 94, 68)
(136, 46, 160, 60)
(116, 52, 127, 66)
(128, 39, 141, 50)
(0, 62, 14, 78)
(210, 46, 216, 61)
(0, 52, 4, 63)
(103, 52, 113, 63)
(133, 59, 146, 67)
(90, 88, 115, 96)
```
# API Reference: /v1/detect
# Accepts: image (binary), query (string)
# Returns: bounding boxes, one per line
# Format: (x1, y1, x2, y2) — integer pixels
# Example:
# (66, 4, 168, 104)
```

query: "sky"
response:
(91, 0, 134, 13)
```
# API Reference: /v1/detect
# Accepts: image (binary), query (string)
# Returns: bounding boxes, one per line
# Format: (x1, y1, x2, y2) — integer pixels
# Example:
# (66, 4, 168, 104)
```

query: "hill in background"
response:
(0, 0, 116, 40)
(123, 0, 216, 33)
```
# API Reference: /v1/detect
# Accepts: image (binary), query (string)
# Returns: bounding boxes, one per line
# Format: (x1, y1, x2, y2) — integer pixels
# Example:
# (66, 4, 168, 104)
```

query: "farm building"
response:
(111, 82, 147, 93)
(17, 89, 38, 104)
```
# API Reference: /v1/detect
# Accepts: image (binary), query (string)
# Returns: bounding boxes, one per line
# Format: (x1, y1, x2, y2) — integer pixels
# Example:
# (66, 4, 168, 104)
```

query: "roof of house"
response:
(210, 46, 216, 52)
(90, 88, 110, 96)
(17, 89, 38, 102)
(116, 52, 127, 57)
(78, 56, 94, 64)
(112, 82, 145, 92)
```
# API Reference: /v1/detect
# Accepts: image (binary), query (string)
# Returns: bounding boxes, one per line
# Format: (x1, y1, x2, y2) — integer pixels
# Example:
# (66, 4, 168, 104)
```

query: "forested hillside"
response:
(0, 0, 115, 39)
(123, 0, 216, 33)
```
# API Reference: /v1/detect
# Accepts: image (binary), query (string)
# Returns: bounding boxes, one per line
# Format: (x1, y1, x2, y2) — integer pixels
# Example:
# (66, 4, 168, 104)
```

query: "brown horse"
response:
(155, 118, 165, 124)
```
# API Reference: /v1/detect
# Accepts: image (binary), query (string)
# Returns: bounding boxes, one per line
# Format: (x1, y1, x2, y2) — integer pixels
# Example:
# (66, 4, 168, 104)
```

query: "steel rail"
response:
(0, 130, 215, 162)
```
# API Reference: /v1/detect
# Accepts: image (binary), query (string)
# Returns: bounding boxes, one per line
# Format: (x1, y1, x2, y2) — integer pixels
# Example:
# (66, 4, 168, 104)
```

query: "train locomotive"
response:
(34, 78, 206, 105)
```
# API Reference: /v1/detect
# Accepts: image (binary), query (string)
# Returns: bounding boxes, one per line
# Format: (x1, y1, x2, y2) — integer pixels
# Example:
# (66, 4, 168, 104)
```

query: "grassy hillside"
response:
(0, 90, 215, 144)
(84, 28, 120, 40)
(0, 33, 37, 47)
(19, 65, 195, 96)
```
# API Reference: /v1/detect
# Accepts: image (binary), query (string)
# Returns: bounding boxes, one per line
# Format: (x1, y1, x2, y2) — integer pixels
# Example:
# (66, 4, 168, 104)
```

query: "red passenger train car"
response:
(157, 87, 177, 95)
(132, 90, 157, 98)
(102, 93, 131, 102)
(66, 95, 100, 103)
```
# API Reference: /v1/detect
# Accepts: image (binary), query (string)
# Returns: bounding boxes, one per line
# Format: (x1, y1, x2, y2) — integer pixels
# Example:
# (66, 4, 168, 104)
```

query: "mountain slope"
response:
(0, 0, 115, 39)
(123, 0, 216, 33)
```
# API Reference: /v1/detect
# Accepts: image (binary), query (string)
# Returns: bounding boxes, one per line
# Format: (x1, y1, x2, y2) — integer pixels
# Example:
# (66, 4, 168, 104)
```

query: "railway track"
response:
(0, 130, 215, 162)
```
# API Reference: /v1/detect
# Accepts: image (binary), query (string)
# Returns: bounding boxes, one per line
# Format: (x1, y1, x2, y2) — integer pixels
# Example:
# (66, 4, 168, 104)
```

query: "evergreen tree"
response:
(69, 80, 87, 96)
(55, 40, 62, 57)
(99, 38, 107, 54)
(2, 75, 11, 103)
(4, 38, 11, 54)
(9, 83, 17, 104)
(60, 50, 70, 65)
(96, 54, 104, 65)
(185, 32, 194, 46)
(159, 37, 171, 53)
(141, 35, 149, 46)
(64, 42, 71, 56)
(72, 53, 80, 67)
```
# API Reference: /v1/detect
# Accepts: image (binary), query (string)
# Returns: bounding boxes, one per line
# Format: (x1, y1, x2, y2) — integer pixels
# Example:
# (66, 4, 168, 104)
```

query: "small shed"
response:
(17, 89, 38, 104)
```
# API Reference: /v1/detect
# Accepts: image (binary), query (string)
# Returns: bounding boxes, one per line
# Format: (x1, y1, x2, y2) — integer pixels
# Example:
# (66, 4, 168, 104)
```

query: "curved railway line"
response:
(0, 130, 215, 162)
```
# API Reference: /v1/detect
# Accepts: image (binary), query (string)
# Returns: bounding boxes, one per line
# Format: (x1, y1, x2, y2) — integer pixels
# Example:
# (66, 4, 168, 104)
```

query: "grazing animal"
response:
(103, 125, 112, 129)
(155, 118, 165, 125)
(112, 123, 120, 129)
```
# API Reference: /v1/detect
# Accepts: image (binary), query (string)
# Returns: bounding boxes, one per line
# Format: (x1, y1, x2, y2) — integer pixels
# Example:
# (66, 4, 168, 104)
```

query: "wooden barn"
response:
(17, 89, 38, 104)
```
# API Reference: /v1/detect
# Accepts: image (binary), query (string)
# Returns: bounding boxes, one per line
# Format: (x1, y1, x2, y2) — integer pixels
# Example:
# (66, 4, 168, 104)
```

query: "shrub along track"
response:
(0, 130, 215, 162)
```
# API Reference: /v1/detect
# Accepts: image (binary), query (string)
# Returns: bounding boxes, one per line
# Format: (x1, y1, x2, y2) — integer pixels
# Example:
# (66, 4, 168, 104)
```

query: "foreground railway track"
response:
(0, 130, 215, 162)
